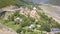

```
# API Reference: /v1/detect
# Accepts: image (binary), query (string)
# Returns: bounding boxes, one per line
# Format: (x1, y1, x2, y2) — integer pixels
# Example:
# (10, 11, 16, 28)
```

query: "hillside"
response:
(0, 0, 26, 8)
(0, 5, 60, 34)
(39, 4, 60, 23)
(0, 0, 60, 34)
(0, 23, 17, 34)
(22, 0, 60, 6)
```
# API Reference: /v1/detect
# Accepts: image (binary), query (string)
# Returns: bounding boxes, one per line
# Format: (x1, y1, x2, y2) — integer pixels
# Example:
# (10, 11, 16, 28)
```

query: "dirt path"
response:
(0, 23, 17, 34)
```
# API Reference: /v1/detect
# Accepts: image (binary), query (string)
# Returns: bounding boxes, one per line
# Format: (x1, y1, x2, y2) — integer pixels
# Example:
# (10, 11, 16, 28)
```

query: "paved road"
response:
(39, 4, 60, 23)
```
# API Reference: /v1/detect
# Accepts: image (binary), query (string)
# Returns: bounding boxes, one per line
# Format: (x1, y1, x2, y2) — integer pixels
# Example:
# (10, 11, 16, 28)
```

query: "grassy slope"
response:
(0, 0, 26, 8)
(0, 0, 60, 34)
(2, 9, 60, 34)
(0, 7, 60, 34)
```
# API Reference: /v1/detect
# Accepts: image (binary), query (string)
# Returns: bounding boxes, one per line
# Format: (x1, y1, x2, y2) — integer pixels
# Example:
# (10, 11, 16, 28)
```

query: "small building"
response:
(15, 17, 23, 22)
(33, 7, 37, 10)
(29, 24, 36, 29)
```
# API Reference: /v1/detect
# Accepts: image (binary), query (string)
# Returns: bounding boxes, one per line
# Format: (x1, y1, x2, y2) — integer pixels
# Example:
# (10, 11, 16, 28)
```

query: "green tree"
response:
(40, 23, 50, 32)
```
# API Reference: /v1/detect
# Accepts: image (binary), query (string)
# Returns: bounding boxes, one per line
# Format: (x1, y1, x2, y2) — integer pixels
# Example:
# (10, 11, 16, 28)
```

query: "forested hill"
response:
(0, 0, 26, 8)
(46, 0, 60, 6)
(22, 0, 60, 6)
(0, 0, 60, 9)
